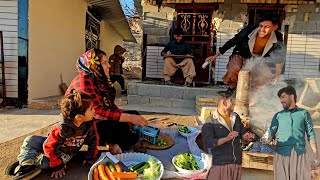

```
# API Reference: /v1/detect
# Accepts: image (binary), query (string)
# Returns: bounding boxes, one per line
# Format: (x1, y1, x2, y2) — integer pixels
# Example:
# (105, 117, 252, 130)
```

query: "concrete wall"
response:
(284, 4, 320, 33)
(28, 0, 87, 100)
(143, 3, 174, 45)
(100, 20, 124, 57)
(217, 0, 247, 33)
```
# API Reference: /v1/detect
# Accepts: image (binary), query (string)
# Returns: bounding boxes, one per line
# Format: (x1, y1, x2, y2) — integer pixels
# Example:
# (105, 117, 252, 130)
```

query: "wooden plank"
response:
(6, 91, 17, 98)
(0, 24, 17, 31)
(147, 46, 164, 50)
(0, 6, 17, 13)
(0, 12, 17, 19)
(145, 66, 160, 70)
(3, 43, 17, 49)
(288, 54, 305, 59)
(0, 73, 18, 80)
(3, 79, 17, 86)
(2, 67, 17, 74)
(0, 61, 18, 67)
(1, 55, 18, 62)
(0, 18, 17, 26)
(1, 49, 17, 55)
(2, 31, 17, 38)
(0, 1, 17, 7)
(2, 37, 17, 43)
(145, 67, 160, 71)
(5, 85, 17, 91)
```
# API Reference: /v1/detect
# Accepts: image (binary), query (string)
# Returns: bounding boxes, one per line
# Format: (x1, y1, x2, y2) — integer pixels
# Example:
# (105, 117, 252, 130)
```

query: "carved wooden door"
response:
(175, 4, 216, 84)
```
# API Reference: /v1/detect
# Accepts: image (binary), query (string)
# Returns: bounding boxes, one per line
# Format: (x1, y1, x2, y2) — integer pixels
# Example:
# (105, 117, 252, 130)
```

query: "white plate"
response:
(88, 152, 164, 180)
(172, 154, 205, 176)
(178, 126, 200, 137)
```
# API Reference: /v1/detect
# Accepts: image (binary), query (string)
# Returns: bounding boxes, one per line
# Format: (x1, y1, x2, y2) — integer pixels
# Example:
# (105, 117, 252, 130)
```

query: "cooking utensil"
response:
(105, 152, 131, 172)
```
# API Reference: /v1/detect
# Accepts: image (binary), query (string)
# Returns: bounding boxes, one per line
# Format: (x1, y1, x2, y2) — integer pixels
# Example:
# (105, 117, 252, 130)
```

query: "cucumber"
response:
(130, 162, 147, 172)
(106, 162, 116, 172)
(135, 162, 150, 174)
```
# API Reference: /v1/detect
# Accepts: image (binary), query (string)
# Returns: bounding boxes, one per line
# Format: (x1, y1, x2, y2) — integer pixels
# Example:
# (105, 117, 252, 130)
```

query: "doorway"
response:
(175, 4, 217, 84)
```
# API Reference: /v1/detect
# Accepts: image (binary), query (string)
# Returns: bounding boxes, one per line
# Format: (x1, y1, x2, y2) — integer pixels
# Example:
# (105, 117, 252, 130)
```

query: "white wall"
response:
(0, 0, 18, 98)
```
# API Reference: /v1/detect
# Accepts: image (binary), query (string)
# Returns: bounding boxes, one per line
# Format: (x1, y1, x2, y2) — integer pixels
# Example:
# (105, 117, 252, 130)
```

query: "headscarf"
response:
(77, 48, 105, 79)
(76, 49, 116, 103)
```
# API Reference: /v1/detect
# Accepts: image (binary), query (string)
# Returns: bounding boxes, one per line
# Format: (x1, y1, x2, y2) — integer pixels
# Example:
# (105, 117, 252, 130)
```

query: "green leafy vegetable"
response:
(174, 153, 200, 170)
(143, 157, 160, 179)
(157, 139, 167, 147)
(178, 127, 191, 134)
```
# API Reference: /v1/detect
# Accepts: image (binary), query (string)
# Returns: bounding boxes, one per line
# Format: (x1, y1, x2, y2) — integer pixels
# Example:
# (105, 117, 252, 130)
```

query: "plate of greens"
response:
(172, 153, 205, 176)
(178, 126, 199, 137)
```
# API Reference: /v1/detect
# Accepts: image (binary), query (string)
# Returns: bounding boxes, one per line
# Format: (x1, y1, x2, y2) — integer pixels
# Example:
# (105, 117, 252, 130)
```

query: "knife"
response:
(105, 152, 131, 172)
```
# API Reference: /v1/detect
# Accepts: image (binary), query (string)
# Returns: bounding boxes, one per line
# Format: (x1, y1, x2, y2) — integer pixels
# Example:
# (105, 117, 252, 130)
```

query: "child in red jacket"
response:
(6, 91, 98, 179)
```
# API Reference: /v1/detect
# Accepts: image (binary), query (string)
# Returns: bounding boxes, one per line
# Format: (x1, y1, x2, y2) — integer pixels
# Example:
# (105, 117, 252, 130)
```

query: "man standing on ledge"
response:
(161, 28, 196, 87)
(265, 86, 319, 180)
(206, 13, 284, 92)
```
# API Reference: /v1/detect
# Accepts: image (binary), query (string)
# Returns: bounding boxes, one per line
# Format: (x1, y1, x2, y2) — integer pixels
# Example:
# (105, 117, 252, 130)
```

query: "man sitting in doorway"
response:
(161, 28, 196, 87)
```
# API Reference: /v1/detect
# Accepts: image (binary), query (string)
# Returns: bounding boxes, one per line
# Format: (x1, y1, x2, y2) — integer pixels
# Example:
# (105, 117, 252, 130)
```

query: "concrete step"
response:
(127, 82, 225, 109)
(28, 95, 127, 109)
(119, 104, 197, 116)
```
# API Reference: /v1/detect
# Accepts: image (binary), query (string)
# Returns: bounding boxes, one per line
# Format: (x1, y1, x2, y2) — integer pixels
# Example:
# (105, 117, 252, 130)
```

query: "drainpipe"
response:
(0, 31, 6, 106)
(282, 25, 289, 74)
(142, 33, 147, 80)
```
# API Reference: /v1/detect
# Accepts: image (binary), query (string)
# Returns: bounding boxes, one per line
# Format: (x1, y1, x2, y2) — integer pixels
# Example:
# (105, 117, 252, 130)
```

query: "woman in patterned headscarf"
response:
(65, 48, 148, 154)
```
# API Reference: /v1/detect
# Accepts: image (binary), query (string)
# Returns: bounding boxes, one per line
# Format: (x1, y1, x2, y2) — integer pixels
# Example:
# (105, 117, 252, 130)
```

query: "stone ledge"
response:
(28, 96, 62, 109)
(128, 82, 225, 100)
(127, 95, 194, 109)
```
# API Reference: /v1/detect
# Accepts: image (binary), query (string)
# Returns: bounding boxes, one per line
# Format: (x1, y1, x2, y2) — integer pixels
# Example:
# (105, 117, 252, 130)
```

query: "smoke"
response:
(239, 57, 309, 136)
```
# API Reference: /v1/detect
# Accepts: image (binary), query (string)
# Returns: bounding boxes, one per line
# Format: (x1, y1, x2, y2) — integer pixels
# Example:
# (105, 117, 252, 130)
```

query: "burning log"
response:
(234, 70, 251, 128)
(234, 70, 271, 137)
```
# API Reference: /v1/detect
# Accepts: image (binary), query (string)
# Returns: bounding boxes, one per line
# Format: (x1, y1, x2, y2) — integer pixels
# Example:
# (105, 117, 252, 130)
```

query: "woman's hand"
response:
(106, 144, 122, 154)
(51, 165, 66, 178)
(83, 159, 96, 165)
(119, 113, 148, 127)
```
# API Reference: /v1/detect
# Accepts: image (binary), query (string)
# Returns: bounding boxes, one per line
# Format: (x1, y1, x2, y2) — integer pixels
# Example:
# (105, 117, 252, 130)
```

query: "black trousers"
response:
(110, 75, 125, 90)
(96, 110, 140, 151)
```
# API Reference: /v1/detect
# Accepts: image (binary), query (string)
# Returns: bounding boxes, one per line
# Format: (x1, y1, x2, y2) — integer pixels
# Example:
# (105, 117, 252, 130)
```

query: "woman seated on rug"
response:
(65, 48, 148, 154)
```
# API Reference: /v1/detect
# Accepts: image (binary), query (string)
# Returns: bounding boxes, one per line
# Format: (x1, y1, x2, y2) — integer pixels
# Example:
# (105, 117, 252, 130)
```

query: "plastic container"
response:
(172, 154, 205, 176)
(201, 58, 211, 69)
(178, 126, 200, 138)
(134, 126, 160, 144)
(261, 128, 271, 144)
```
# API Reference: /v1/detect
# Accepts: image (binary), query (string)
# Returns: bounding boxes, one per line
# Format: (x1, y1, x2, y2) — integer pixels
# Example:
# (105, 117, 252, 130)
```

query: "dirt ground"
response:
(2, 109, 319, 180)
